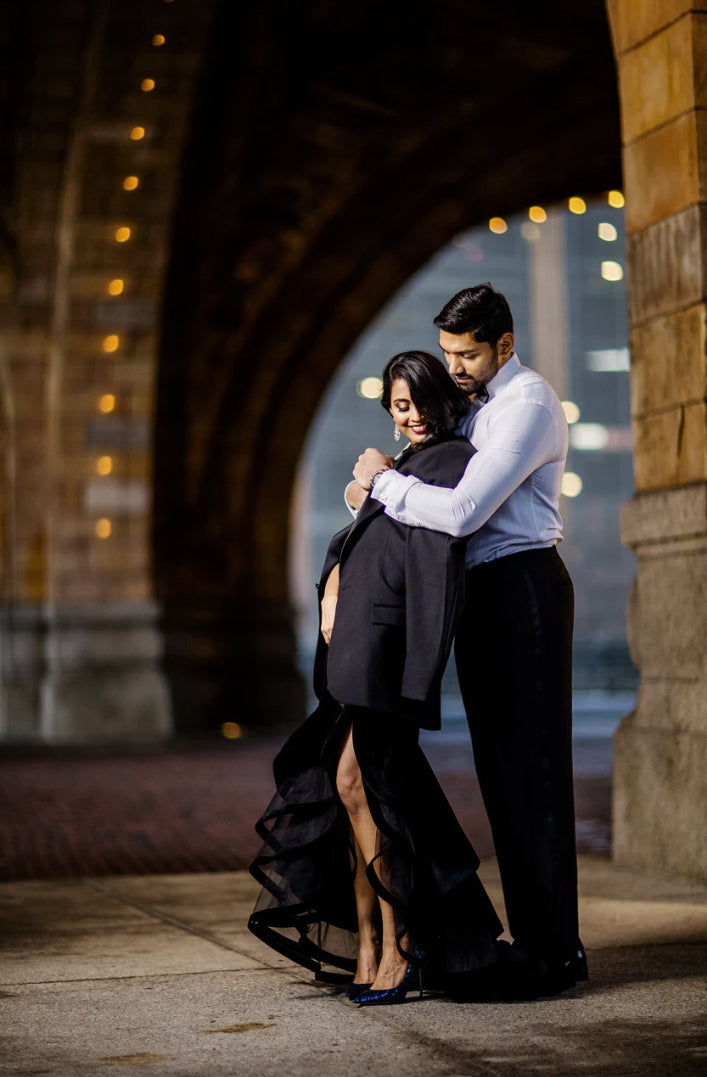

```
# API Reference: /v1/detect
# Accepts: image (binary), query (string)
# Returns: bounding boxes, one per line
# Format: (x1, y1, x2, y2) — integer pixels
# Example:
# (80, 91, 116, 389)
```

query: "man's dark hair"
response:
(380, 350, 470, 437)
(433, 282, 513, 344)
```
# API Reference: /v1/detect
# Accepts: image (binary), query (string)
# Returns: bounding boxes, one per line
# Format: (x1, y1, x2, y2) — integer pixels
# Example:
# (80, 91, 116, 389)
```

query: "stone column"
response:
(607, 2, 707, 879)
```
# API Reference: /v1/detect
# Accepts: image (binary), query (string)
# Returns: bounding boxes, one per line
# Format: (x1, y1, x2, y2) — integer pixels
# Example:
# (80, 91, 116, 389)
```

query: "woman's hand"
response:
(345, 481, 368, 512)
(320, 563, 340, 644)
(320, 593, 338, 644)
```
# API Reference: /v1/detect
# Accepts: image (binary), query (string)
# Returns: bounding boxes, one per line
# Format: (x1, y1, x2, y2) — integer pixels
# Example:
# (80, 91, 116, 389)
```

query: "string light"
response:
(115, 226, 131, 242)
(489, 217, 507, 234)
(601, 261, 624, 282)
(357, 377, 383, 399)
(221, 722, 243, 740)
(608, 190, 625, 208)
(141, 78, 155, 92)
(598, 223, 617, 242)
(98, 394, 116, 413)
(107, 279, 124, 296)
(130, 126, 145, 141)
(123, 176, 139, 191)
(568, 197, 586, 215)
(96, 456, 113, 476)
(95, 519, 112, 539)
(561, 473, 583, 497)
(103, 334, 120, 353)
(528, 206, 547, 223)
(152, 33, 166, 46)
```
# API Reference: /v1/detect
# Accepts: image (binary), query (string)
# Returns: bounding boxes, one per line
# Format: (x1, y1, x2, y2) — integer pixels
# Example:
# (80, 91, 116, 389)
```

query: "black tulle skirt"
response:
(248, 694, 503, 984)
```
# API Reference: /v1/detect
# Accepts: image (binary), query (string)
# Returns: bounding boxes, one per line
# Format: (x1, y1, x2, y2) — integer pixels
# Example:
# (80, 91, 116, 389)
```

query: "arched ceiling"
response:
(153, 0, 621, 605)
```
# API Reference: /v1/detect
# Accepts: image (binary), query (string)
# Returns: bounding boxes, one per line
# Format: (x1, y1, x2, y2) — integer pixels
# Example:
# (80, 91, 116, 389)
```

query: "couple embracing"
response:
(248, 283, 587, 1005)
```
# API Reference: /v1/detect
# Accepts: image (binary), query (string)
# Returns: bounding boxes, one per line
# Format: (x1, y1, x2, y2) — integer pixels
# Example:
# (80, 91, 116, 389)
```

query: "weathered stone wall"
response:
(607, 0, 707, 879)
(0, 0, 214, 739)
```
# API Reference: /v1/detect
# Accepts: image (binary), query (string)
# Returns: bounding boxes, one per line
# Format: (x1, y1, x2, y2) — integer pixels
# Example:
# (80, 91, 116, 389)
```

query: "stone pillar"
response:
(607, 2, 707, 879)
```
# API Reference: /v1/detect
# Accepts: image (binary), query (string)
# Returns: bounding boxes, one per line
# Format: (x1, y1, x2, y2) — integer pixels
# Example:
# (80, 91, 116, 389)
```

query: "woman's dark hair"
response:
(433, 282, 513, 344)
(380, 350, 470, 439)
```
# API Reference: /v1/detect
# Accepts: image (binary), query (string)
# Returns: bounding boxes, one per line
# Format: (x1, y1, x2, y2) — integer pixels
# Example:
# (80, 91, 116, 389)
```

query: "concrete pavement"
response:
(2, 856, 706, 1076)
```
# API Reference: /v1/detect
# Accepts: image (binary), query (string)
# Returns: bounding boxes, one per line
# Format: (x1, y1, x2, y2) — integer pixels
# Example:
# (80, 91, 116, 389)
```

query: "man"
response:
(350, 282, 587, 1000)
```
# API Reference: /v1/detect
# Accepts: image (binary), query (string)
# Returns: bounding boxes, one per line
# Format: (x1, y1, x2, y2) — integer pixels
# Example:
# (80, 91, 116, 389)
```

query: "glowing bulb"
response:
(96, 456, 113, 476)
(561, 473, 583, 498)
(115, 226, 131, 242)
(489, 217, 507, 234)
(152, 33, 166, 46)
(562, 401, 580, 424)
(357, 376, 383, 399)
(601, 261, 624, 282)
(123, 176, 139, 191)
(568, 197, 586, 215)
(130, 126, 145, 141)
(107, 279, 124, 296)
(528, 206, 547, 223)
(598, 222, 617, 242)
(95, 518, 112, 539)
(608, 190, 625, 208)
(141, 78, 155, 92)
(221, 721, 243, 740)
(98, 393, 116, 413)
(103, 334, 120, 353)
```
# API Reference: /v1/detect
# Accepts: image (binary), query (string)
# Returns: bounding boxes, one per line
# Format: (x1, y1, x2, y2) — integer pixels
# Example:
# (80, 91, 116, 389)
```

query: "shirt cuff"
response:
(370, 469, 422, 525)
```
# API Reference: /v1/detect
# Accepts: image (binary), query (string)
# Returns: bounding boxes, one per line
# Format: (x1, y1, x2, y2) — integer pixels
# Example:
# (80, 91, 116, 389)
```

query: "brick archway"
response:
(152, 0, 621, 731)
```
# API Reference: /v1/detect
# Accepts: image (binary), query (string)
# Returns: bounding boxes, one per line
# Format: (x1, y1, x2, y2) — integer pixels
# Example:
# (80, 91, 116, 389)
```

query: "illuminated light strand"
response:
(96, 19, 171, 539)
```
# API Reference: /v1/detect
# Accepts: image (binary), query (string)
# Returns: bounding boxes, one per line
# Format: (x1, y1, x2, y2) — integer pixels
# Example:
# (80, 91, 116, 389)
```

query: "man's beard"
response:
(455, 350, 500, 397)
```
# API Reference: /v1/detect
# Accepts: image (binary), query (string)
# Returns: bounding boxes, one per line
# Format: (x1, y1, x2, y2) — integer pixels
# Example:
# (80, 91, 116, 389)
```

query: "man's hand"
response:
(345, 481, 368, 512)
(353, 448, 394, 489)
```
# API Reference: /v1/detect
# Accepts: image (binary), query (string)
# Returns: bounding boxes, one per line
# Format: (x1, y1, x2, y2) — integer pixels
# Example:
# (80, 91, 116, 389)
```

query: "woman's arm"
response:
(344, 480, 370, 514)
(320, 562, 340, 644)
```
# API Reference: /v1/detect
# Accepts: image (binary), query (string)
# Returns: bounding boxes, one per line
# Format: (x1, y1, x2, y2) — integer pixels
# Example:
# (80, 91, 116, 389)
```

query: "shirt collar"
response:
(485, 353, 520, 400)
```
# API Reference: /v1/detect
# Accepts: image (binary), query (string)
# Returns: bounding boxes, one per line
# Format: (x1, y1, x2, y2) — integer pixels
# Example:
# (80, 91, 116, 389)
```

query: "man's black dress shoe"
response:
(448, 942, 588, 1003)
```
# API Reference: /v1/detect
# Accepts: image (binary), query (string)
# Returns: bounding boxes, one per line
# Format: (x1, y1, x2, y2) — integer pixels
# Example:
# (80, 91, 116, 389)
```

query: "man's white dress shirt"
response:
(371, 354, 568, 569)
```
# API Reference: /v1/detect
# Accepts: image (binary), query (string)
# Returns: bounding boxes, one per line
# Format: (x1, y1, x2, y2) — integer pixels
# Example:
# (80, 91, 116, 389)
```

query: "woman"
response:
(248, 351, 503, 1005)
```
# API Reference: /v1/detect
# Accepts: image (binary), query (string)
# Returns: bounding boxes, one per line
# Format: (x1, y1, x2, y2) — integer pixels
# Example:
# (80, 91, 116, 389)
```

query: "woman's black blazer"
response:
(313, 436, 475, 730)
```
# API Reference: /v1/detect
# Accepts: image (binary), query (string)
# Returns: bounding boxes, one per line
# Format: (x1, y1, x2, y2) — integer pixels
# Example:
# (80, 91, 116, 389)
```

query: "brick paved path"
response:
(0, 733, 610, 881)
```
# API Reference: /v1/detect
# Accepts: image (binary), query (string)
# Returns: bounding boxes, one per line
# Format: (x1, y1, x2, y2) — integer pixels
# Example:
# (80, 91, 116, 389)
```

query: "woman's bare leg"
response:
(351, 836, 379, 984)
(336, 726, 409, 991)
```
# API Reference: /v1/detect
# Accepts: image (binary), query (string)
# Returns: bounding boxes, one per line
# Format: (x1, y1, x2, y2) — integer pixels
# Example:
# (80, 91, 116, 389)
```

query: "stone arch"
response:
(153, 0, 621, 731)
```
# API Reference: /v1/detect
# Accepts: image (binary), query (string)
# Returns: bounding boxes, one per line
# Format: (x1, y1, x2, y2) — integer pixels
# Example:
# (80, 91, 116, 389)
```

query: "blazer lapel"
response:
(338, 493, 385, 564)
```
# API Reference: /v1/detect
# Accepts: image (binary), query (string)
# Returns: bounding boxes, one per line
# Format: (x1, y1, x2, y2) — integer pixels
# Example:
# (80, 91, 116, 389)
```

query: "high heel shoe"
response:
(356, 950, 424, 1007)
(346, 982, 372, 1001)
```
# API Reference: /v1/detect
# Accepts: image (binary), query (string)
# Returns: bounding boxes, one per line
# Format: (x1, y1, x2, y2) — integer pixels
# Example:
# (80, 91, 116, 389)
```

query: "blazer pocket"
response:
(370, 603, 405, 627)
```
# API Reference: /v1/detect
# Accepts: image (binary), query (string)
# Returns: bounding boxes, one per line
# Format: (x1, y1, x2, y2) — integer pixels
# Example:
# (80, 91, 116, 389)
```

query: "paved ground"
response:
(1, 857, 706, 1076)
(0, 730, 611, 881)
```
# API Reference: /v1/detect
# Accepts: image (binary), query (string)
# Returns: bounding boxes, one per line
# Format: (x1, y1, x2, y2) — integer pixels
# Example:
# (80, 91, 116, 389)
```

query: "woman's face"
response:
(389, 377, 431, 445)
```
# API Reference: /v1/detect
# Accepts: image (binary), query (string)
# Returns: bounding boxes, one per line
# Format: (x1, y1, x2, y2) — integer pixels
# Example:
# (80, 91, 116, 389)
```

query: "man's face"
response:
(439, 330, 514, 397)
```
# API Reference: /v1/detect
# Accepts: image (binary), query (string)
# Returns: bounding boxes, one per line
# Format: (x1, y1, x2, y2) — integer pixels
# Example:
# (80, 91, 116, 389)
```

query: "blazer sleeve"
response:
(400, 526, 466, 701)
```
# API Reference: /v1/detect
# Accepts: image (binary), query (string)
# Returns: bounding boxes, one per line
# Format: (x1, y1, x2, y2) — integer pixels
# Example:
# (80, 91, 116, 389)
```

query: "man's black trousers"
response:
(455, 546, 580, 967)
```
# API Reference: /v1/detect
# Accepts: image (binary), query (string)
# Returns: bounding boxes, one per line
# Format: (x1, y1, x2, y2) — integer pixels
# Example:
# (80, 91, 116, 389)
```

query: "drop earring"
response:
(393, 425, 401, 442)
